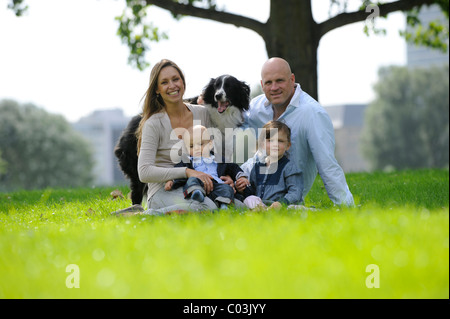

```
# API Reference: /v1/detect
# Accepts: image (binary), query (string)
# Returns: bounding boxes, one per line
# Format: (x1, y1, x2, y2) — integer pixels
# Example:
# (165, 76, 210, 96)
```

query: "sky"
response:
(0, 0, 407, 123)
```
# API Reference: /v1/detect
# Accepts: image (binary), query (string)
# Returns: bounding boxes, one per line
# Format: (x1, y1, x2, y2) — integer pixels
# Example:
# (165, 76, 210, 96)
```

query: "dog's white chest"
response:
(206, 105, 254, 164)
(207, 105, 244, 132)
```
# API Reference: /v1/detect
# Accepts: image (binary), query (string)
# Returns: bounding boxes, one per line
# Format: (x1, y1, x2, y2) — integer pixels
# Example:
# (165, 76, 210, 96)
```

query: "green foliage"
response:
(7, 0, 28, 16)
(0, 170, 448, 298)
(115, 0, 169, 70)
(114, 0, 218, 70)
(402, 5, 449, 53)
(361, 65, 449, 170)
(0, 99, 95, 192)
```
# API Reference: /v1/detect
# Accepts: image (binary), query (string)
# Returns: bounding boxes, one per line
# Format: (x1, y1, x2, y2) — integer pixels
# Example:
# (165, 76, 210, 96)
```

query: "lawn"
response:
(0, 169, 448, 299)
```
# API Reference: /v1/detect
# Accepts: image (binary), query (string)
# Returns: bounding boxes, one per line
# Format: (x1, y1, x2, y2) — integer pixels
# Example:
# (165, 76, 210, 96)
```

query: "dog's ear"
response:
(240, 81, 251, 110)
(202, 78, 216, 105)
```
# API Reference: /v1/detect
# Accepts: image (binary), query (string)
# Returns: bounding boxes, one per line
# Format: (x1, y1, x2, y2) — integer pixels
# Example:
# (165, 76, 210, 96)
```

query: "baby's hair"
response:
(183, 124, 212, 150)
(261, 120, 291, 142)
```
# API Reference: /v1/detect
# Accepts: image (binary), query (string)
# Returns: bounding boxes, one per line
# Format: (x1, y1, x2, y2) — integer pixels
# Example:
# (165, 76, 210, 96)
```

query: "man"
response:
(242, 57, 354, 206)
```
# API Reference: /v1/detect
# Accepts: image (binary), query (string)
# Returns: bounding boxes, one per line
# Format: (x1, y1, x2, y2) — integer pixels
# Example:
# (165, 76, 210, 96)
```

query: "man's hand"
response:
(220, 175, 235, 193)
(235, 176, 250, 193)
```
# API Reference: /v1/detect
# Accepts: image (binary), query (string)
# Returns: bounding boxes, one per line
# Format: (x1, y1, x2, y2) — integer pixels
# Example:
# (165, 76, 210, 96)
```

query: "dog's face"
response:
(202, 75, 250, 113)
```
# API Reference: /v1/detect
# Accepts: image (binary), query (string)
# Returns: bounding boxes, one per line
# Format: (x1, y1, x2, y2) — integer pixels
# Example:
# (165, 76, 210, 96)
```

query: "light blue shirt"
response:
(191, 155, 223, 184)
(244, 84, 354, 206)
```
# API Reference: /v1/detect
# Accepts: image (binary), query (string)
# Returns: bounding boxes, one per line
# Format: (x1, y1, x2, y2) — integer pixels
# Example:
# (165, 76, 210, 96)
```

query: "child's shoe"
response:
(219, 203, 228, 210)
(191, 189, 204, 202)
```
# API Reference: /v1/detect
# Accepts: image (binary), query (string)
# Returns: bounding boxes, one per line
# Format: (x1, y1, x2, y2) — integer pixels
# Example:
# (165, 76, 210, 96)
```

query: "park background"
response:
(0, 1, 448, 190)
(0, 0, 448, 301)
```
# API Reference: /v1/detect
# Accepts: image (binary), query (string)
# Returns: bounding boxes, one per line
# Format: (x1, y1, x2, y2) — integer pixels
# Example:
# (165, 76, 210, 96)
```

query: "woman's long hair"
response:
(136, 59, 186, 154)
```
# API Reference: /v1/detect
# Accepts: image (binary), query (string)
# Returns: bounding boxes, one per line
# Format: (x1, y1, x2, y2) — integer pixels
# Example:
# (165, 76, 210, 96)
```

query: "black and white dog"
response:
(114, 75, 251, 205)
(202, 75, 251, 163)
(202, 74, 250, 133)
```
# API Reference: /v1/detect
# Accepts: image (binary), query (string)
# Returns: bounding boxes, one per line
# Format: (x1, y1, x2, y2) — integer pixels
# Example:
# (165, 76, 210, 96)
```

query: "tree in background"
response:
(361, 65, 449, 170)
(0, 151, 6, 175)
(0, 100, 95, 192)
(7, 0, 449, 100)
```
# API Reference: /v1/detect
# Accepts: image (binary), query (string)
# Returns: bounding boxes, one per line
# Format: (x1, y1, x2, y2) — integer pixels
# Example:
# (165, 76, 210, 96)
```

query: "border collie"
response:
(114, 75, 251, 206)
(202, 75, 250, 133)
(202, 75, 251, 163)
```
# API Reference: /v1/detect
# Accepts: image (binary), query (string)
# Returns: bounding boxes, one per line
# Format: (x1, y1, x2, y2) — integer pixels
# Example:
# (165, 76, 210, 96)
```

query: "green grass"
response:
(0, 169, 448, 298)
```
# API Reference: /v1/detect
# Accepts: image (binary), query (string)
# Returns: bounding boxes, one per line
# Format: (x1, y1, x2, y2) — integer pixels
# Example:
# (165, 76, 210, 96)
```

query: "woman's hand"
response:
(165, 180, 173, 191)
(186, 168, 214, 194)
(220, 175, 235, 193)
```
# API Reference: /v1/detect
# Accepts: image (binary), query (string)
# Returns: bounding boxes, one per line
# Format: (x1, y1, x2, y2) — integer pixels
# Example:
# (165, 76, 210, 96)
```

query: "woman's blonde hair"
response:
(136, 59, 186, 153)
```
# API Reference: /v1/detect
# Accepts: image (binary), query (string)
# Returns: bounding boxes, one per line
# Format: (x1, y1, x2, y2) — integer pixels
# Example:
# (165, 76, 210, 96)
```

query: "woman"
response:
(137, 59, 218, 214)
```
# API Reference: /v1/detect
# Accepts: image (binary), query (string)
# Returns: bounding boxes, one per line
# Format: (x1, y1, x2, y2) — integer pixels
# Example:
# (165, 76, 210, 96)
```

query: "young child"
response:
(165, 124, 249, 209)
(237, 120, 303, 210)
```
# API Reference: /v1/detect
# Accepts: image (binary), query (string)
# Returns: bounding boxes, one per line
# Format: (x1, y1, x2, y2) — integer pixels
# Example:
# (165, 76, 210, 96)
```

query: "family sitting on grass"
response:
(115, 57, 354, 216)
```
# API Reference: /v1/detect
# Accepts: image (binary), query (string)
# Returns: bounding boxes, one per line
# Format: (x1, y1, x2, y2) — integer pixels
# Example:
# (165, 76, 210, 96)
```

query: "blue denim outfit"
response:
(172, 155, 246, 206)
(242, 155, 303, 206)
(183, 176, 235, 205)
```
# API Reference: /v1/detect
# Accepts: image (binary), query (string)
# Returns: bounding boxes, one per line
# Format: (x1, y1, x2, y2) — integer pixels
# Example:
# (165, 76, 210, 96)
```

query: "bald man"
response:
(243, 57, 354, 206)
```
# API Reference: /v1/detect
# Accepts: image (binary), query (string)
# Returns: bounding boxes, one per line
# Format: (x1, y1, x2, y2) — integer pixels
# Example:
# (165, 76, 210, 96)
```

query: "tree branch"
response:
(317, 0, 437, 39)
(144, 0, 267, 38)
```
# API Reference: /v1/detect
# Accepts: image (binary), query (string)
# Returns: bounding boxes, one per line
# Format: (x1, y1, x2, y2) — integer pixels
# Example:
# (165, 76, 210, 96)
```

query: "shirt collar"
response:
(191, 155, 215, 164)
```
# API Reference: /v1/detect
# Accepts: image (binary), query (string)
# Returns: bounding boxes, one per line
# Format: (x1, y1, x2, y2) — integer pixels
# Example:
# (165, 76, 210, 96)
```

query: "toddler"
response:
(237, 121, 303, 209)
(165, 125, 249, 209)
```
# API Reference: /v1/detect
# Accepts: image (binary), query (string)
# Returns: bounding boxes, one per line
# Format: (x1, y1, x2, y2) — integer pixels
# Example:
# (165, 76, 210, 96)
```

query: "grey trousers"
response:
(146, 187, 217, 214)
(145, 186, 245, 215)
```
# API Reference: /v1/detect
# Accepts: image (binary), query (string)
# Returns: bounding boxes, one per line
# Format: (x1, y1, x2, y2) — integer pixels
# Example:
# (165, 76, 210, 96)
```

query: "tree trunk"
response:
(141, 0, 440, 101)
(264, 0, 320, 100)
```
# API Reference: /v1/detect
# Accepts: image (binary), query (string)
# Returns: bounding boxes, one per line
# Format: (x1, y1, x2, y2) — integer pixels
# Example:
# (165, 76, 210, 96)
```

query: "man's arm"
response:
(307, 110, 354, 206)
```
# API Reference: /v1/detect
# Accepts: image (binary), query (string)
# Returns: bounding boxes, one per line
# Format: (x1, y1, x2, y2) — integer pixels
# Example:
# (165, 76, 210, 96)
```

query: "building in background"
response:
(406, 4, 449, 68)
(326, 4, 448, 174)
(72, 109, 130, 186)
(325, 104, 370, 172)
